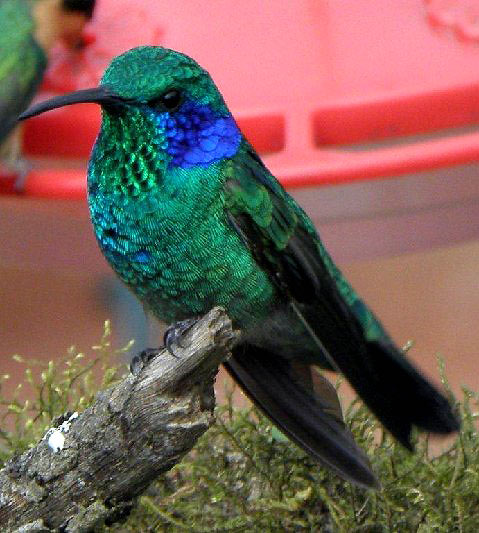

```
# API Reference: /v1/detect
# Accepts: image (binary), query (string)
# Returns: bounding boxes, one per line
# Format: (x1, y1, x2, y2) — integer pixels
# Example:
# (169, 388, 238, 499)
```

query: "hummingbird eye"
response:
(149, 89, 182, 111)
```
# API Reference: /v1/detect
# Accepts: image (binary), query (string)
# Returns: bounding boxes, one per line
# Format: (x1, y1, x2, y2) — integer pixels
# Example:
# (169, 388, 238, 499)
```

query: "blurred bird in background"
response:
(0, 0, 96, 190)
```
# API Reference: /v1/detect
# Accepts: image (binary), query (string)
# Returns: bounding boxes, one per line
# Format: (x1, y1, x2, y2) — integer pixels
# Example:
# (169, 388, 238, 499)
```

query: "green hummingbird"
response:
(0, 0, 95, 185)
(20, 46, 459, 488)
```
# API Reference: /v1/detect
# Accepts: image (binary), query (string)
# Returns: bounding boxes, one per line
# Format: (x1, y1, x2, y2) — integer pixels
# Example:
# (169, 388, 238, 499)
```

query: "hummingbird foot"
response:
(163, 318, 199, 357)
(129, 347, 159, 376)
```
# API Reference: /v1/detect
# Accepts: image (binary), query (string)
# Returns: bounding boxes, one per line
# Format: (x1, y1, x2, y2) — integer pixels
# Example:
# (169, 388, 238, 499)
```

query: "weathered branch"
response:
(0, 307, 239, 533)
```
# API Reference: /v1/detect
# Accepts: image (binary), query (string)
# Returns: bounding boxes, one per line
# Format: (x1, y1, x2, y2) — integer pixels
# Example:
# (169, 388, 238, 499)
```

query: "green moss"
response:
(0, 320, 131, 464)
(2, 328, 478, 532)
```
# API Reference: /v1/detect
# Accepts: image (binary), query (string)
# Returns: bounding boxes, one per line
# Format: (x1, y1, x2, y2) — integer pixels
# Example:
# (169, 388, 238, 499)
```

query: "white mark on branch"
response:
(47, 430, 65, 453)
(44, 411, 79, 453)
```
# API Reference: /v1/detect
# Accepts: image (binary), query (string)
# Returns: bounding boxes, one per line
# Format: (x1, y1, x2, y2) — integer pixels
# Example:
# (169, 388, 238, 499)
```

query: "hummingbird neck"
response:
(89, 99, 242, 199)
(89, 110, 167, 199)
(154, 100, 242, 170)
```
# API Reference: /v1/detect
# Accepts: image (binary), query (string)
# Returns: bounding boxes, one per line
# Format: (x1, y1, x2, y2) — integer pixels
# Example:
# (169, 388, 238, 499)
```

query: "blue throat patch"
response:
(154, 100, 242, 169)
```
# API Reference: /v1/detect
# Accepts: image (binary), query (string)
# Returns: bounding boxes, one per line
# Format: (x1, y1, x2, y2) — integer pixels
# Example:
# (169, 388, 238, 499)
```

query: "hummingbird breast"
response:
(87, 156, 276, 329)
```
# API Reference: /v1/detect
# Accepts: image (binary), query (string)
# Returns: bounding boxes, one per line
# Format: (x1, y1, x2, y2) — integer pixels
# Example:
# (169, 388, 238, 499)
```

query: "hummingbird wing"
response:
(223, 147, 379, 487)
(223, 144, 458, 469)
(0, 0, 47, 142)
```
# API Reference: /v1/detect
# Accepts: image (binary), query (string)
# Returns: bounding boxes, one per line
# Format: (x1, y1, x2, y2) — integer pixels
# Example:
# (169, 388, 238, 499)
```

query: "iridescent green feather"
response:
(88, 136, 275, 327)
(223, 141, 387, 343)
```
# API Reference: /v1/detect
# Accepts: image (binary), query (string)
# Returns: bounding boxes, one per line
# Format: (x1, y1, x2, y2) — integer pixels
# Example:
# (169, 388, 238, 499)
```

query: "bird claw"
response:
(163, 318, 198, 357)
(130, 347, 159, 375)
(130, 318, 198, 374)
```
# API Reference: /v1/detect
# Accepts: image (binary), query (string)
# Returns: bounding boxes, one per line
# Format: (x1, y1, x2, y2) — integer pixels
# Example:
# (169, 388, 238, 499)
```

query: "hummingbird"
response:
(19, 46, 459, 488)
(0, 0, 96, 188)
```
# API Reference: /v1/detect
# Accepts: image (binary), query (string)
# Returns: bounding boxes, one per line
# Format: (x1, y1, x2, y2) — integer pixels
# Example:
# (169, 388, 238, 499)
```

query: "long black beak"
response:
(18, 86, 129, 121)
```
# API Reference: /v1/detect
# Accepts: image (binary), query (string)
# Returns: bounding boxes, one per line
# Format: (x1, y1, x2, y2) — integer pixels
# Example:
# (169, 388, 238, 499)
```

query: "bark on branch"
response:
(0, 307, 239, 533)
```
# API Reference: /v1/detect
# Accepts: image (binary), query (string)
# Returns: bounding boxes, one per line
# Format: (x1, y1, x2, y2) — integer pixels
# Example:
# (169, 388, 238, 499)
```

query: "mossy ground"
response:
(1, 325, 476, 532)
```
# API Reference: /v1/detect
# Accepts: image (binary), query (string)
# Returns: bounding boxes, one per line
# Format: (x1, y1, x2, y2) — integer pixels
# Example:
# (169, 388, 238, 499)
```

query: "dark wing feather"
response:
(224, 143, 459, 458)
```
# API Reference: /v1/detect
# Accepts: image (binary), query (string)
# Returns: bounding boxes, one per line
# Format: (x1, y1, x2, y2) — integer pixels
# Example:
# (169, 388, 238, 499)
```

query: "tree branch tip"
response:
(0, 307, 239, 532)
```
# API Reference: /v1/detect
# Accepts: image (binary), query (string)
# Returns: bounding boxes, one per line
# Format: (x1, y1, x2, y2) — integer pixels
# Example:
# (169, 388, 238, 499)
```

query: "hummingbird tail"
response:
(224, 344, 379, 489)
(299, 299, 459, 449)
(343, 336, 460, 449)
(286, 264, 460, 450)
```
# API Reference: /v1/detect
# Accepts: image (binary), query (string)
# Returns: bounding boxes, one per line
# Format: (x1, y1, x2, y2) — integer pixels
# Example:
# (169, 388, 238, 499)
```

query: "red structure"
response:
(8, 0, 479, 199)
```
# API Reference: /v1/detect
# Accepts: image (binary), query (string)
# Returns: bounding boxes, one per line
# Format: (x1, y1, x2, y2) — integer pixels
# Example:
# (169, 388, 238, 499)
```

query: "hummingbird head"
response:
(20, 46, 242, 172)
(100, 46, 223, 109)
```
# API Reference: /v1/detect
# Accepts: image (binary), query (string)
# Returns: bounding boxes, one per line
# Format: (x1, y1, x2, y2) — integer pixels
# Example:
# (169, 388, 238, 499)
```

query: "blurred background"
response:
(1, 0, 478, 405)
